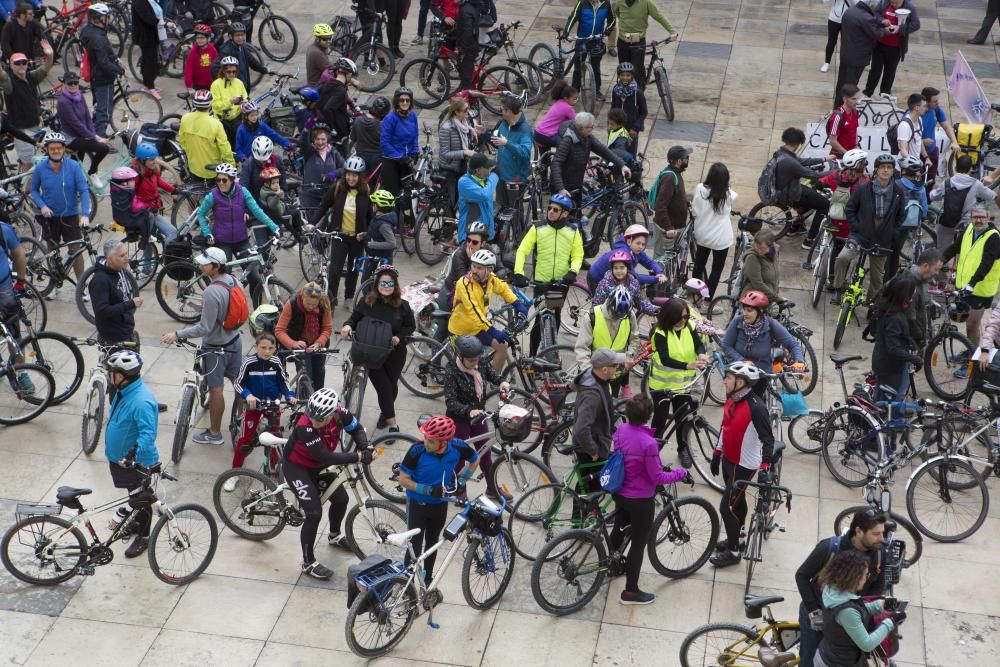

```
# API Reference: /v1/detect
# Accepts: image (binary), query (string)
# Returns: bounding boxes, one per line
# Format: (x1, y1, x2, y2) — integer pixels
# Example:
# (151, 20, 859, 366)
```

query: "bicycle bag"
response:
(780, 389, 809, 416)
(346, 556, 397, 610)
(938, 179, 972, 228)
(954, 123, 989, 166)
(212, 278, 250, 331)
(828, 185, 852, 220)
(599, 449, 625, 494)
(885, 118, 914, 156)
(80, 49, 91, 83)
(466, 496, 503, 536)
(164, 236, 197, 280)
(647, 168, 678, 208)
(350, 316, 393, 369)
(756, 154, 785, 205)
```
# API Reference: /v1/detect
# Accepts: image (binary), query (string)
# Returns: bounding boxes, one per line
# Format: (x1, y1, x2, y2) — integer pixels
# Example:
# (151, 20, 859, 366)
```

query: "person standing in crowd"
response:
(969, 0, 1000, 44)
(299, 124, 346, 211)
(234, 101, 290, 163)
(920, 87, 958, 191)
(827, 84, 860, 159)
(820, 0, 857, 73)
(435, 222, 489, 343)
(491, 95, 532, 212)
(457, 154, 499, 242)
(56, 71, 110, 190)
(1, 4, 49, 61)
(566, 0, 615, 100)
(870, 272, 921, 398)
(739, 228, 782, 304)
(816, 149, 870, 289)
(651, 145, 691, 256)
(895, 93, 931, 167)
(722, 290, 804, 376)
(591, 249, 660, 316)
(306, 23, 334, 87)
(690, 162, 735, 298)
(318, 57, 357, 154)
(131, 0, 163, 99)
(216, 22, 271, 91)
(184, 24, 216, 93)
(574, 283, 638, 397)
(862, 0, 919, 100)
(89, 240, 143, 348)
(610, 62, 646, 158)
(905, 249, 944, 355)
(611, 0, 678, 88)
(211, 56, 248, 146)
(931, 155, 997, 250)
(351, 95, 389, 174)
(179, 89, 234, 183)
(438, 96, 481, 210)
(834, 0, 896, 107)
(587, 224, 665, 291)
(533, 80, 577, 150)
(380, 87, 419, 197)
(551, 112, 630, 209)
(571, 348, 621, 490)
(275, 282, 334, 390)
(411, 0, 434, 46)
(80, 3, 124, 138)
(455, 0, 480, 91)
(383, 0, 407, 59)
(0, 46, 52, 171)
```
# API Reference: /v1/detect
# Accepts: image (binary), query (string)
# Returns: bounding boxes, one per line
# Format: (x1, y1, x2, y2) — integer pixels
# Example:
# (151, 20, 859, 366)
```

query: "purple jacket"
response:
(56, 88, 97, 142)
(206, 185, 248, 244)
(614, 423, 687, 499)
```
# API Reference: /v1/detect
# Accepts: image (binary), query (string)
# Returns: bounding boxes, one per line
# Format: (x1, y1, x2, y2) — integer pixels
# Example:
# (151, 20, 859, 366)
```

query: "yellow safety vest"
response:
(648, 324, 697, 391)
(592, 306, 631, 351)
(956, 226, 1000, 298)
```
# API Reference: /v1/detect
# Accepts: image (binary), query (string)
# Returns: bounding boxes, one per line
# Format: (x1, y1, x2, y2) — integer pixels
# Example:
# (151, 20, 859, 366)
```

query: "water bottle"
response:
(107, 506, 130, 531)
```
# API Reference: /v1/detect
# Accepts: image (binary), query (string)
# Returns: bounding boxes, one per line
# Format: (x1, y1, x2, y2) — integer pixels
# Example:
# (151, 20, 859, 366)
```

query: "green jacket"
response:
(612, 0, 675, 35)
(514, 221, 584, 282)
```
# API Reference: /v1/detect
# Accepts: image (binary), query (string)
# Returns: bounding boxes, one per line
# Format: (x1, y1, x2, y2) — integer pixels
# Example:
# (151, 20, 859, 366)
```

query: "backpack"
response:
(598, 449, 625, 494)
(80, 49, 92, 83)
(885, 117, 914, 156)
(900, 185, 923, 229)
(350, 316, 394, 368)
(939, 179, 972, 228)
(828, 184, 852, 220)
(647, 168, 679, 208)
(756, 154, 785, 205)
(212, 278, 250, 331)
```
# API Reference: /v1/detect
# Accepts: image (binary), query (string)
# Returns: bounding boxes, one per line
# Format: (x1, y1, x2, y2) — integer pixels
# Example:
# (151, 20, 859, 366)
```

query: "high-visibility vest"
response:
(648, 324, 697, 391)
(592, 306, 631, 352)
(956, 225, 1000, 298)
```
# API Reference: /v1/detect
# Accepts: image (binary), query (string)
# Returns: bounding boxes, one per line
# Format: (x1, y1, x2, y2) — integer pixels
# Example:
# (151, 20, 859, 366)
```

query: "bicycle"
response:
(338, 338, 370, 423)
(329, 4, 395, 92)
(281, 347, 339, 401)
(0, 450, 218, 586)
(3, 293, 83, 406)
(169, 340, 226, 463)
(343, 494, 515, 657)
(80, 338, 138, 455)
(642, 36, 677, 122)
(109, 76, 164, 132)
(788, 352, 877, 454)
(17, 223, 106, 300)
(832, 242, 891, 350)
(399, 46, 531, 115)
(235, 0, 299, 62)
(226, 397, 292, 470)
(127, 21, 192, 83)
(528, 25, 600, 112)
(717, 211, 764, 300)
(0, 316, 56, 425)
(921, 289, 974, 401)
(679, 594, 801, 667)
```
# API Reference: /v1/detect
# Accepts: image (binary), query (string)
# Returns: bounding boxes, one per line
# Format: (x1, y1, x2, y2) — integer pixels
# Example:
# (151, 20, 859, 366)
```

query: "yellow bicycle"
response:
(680, 595, 800, 666)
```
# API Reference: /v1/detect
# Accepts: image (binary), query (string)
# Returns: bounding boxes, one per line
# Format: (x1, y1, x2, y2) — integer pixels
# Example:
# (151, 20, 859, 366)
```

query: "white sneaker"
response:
(89, 174, 104, 190)
(45, 287, 59, 301)
(222, 476, 238, 492)
(820, 63, 829, 73)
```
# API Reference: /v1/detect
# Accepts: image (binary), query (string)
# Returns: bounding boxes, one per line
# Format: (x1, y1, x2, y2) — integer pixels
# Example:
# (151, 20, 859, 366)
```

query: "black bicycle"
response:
(329, 3, 395, 92)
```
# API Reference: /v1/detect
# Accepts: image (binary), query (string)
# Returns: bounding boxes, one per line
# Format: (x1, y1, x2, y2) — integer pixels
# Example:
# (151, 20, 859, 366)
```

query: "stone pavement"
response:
(3, 1, 1000, 665)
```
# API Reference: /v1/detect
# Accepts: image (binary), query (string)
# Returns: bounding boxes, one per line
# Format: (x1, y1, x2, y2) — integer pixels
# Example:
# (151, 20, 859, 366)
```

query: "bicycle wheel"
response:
(679, 622, 758, 667)
(147, 503, 218, 585)
(399, 335, 452, 398)
(509, 58, 545, 106)
(647, 495, 718, 578)
(790, 330, 818, 397)
(18, 280, 47, 333)
(559, 282, 593, 336)
(833, 506, 922, 568)
(399, 57, 449, 108)
(10, 212, 40, 240)
(478, 65, 530, 116)
(126, 239, 160, 291)
(171, 193, 200, 228)
(19, 238, 55, 297)
(253, 276, 295, 311)
(353, 278, 375, 308)
(18, 331, 83, 405)
(577, 61, 597, 114)
(363, 432, 421, 504)
(111, 89, 163, 132)
(483, 387, 548, 455)
(653, 65, 674, 122)
(61, 37, 84, 77)
(0, 363, 55, 425)
(746, 202, 795, 241)
(527, 42, 559, 91)
(344, 499, 408, 559)
(906, 456, 989, 543)
(355, 42, 396, 93)
(172, 384, 195, 464)
(81, 375, 106, 455)
(228, 398, 244, 447)
(345, 368, 366, 421)
(530, 527, 607, 616)
(257, 15, 297, 62)
(0, 514, 87, 585)
(743, 515, 764, 596)
(164, 38, 191, 79)
(924, 329, 973, 401)
(604, 200, 650, 245)
(706, 295, 738, 325)
(811, 243, 831, 308)
(506, 482, 578, 560)
(921, 414, 994, 480)
(413, 203, 453, 265)
(344, 574, 418, 658)
(155, 262, 207, 323)
(689, 417, 724, 493)
(821, 405, 881, 487)
(462, 528, 516, 610)
(789, 409, 826, 454)
(491, 451, 555, 507)
(298, 234, 327, 282)
(833, 300, 852, 350)
(701, 363, 727, 407)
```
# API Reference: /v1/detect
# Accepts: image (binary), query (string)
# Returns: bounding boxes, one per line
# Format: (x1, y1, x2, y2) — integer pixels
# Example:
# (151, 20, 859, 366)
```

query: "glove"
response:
(710, 452, 721, 477)
(487, 326, 511, 344)
(561, 271, 577, 286)
(357, 448, 374, 465)
(429, 484, 445, 499)
(12, 280, 26, 297)
(512, 274, 529, 288)
(513, 300, 529, 316)
(884, 597, 898, 610)
(682, 472, 695, 487)
(323, 171, 338, 182)
(458, 467, 475, 483)
(891, 610, 907, 626)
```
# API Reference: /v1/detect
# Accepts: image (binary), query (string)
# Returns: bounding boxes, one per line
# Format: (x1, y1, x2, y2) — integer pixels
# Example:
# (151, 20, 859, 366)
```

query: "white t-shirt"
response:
(828, 0, 858, 23)
(897, 116, 922, 159)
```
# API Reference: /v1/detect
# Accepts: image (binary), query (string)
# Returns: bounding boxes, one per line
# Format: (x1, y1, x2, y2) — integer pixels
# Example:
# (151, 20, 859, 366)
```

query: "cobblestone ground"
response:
(3, 1, 1000, 665)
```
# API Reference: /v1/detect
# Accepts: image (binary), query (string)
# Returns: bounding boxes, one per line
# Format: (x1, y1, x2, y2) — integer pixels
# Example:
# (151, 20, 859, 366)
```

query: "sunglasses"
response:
(398, 98, 412, 104)
(66, 80, 79, 85)
(378, 280, 396, 287)
(215, 177, 231, 183)
(467, 239, 482, 246)
(12, 61, 28, 66)
(303, 286, 323, 295)
(547, 205, 564, 212)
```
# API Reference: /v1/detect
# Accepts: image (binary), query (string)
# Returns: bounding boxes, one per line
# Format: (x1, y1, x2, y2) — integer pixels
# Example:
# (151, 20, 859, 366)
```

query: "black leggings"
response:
(139, 43, 158, 89)
(609, 494, 655, 592)
(533, 130, 559, 150)
(824, 20, 842, 64)
(383, 0, 406, 49)
(368, 344, 406, 420)
(693, 246, 728, 298)
(720, 458, 756, 552)
(651, 392, 694, 450)
(405, 500, 448, 582)
(283, 460, 350, 563)
(68, 137, 111, 174)
(378, 157, 413, 198)
(328, 234, 364, 301)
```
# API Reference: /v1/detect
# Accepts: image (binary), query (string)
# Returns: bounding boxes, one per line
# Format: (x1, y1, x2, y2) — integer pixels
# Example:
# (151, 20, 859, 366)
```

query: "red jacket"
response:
(435, 0, 458, 21)
(184, 42, 218, 89)
(133, 161, 175, 209)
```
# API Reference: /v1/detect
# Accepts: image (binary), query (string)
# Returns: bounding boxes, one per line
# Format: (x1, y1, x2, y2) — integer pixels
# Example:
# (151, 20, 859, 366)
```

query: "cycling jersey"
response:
(400, 439, 477, 504)
(283, 411, 368, 469)
(716, 389, 773, 470)
(514, 221, 584, 282)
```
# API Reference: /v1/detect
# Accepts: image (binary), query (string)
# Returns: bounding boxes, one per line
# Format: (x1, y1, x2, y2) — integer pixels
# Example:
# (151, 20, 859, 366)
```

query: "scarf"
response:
(62, 88, 84, 103)
(613, 80, 637, 100)
(297, 296, 321, 344)
(456, 356, 484, 402)
(872, 179, 892, 220)
(742, 315, 766, 355)
(452, 117, 472, 151)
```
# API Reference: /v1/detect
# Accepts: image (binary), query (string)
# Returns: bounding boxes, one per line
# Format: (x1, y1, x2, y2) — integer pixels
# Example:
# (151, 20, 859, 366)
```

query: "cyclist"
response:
(738, 227, 782, 306)
(491, 95, 532, 212)
(551, 112, 631, 207)
(771, 127, 832, 238)
(300, 124, 347, 211)
(611, 0, 678, 87)
(571, 348, 621, 491)
(512, 193, 585, 355)
(591, 249, 659, 316)
(306, 23, 334, 87)
(0, 48, 53, 171)
(215, 22, 272, 91)
(587, 223, 666, 291)
(56, 71, 110, 189)
(458, 153, 499, 242)
(275, 282, 334, 391)
(891, 155, 930, 277)
(434, 221, 489, 343)
(351, 95, 389, 174)
(574, 283, 638, 397)
(183, 24, 217, 94)
(448, 248, 527, 373)
(565, 0, 615, 99)
(454, 0, 479, 90)
(813, 148, 869, 289)
(0, 215, 27, 348)
(362, 189, 398, 286)
(609, 62, 646, 156)
(318, 57, 358, 154)
(379, 86, 420, 198)
(79, 3, 123, 138)
(179, 89, 235, 183)
(398, 415, 479, 584)
(283, 387, 372, 579)
(709, 361, 773, 568)
(239, 136, 289, 203)
(234, 101, 291, 163)
(721, 291, 804, 390)
(211, 55, 249, 146)
(294, 85, 322, 132)
(131, 143, 179, 250)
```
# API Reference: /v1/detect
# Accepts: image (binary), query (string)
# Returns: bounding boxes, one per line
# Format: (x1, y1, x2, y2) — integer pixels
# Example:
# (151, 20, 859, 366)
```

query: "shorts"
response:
(45, 216, 82, 246)
(476, 330, 497, 347)
(964, 294, 992, 311)
(0, 288, 19, 338)
(203, 335, 243, 388)
(13, 125, 39, 164)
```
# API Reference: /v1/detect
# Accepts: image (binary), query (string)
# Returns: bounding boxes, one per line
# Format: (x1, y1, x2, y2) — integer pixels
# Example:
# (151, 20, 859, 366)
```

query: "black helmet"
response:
(370, 96, 391, 118)
(393, 87, 413, 108)
(455, 335, 484, 358)
(873, 153, 895, 168)
(229, 22, 246, 34)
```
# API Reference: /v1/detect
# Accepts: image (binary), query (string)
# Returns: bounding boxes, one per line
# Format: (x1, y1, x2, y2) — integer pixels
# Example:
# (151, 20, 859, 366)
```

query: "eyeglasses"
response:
(224, 69, 238, 75)
(215, 177, 231, 183)
(398, 98, 412, 105)
(972, 216, 989, 221)
(467, 239, 482, 246)
(547, 205, 564, 212)
(66, 81, 79, 86)
(377, 280, 396, 287)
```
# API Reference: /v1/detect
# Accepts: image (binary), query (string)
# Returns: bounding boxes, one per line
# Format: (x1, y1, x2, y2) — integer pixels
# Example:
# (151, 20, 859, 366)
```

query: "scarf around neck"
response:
(452, 117, 473, 151)
(297, 296, 321, 344)
(456, 356, 484, 401)
(613, 80, 637, 100)
(742, 316, 766, 355)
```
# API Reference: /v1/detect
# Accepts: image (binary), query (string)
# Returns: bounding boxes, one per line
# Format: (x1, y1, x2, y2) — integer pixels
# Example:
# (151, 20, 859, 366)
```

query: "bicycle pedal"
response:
(78, 565, 96, 576)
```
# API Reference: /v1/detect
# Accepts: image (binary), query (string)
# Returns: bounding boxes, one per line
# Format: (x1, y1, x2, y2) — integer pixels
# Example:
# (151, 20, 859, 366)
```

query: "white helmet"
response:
(726, 361, 760, 383)
(88, 2, 111, 15)
(215, 162, 239, 178)
(42, 131, 67, 146)
(344, 155, 366, 173)
(306, 387, 339, 420)
(684, 277, 710, 299)
(106, 349, 143, 379)
(251, 135, 274, 161)
(841, 148, 868, 170)
(219, 56, 239, 68)
(470, 248, 497, 267)
(622, 224, 650, 240)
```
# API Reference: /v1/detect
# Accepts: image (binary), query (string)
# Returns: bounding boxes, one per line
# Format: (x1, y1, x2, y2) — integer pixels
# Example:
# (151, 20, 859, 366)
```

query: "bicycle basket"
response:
(485, 27, 505, 48)
(883, 539, 906, 586)
(348, 557, 403, 610)
(467, 496, 503, 536)
(738, 216, 763, 234)
(14, 503, 61, 524)
(266, 106, 297, 138)
(498, 402, 533, 441)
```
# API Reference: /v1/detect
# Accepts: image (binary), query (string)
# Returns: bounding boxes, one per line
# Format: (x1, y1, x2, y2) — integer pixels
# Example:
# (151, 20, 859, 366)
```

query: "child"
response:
(592, 249, 659, 316)
(364, 189, 397, 286)
(816, 149, 868, 288)
(587, 223, 664, 291)
(350, 95, 389, 173)
(606, 108, 632, 164)
(533, 80, 577, 150)
(131, 142, 178, 252)
(109, 167, 155, 254)
(183, 24, 217, 94)
(258, 166, 286, 225)
(229, 332, 297, 480)
(235, 101, 291, 163)
(610, 62, 647, 160)
(211, 55, 249, 147)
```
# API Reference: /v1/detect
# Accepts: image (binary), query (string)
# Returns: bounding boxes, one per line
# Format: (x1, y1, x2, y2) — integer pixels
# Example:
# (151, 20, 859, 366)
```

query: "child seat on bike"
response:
(953, 123, 991, 167)
(110, 168, 154, 247)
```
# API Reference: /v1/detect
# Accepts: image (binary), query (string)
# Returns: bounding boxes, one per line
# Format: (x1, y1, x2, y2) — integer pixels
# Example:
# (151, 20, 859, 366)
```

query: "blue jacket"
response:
(233, 353, 294, 400)
(104, 378, 160, 467)
(0, 222, 20, 290)
(30, 157, 91, 218)
(380, 110, 419, 160)
(566, 0, 613, 39)
(234, 121, 290, 162)
(587, 237, 664, 286)
(400, 438, 478, 504)
(495, 114, 532, 183)
(457, 171, 499, 241)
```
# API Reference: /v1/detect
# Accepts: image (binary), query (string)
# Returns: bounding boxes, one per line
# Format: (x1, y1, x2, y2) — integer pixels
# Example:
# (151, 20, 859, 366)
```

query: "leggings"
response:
(405, 500, 448, 583)
(383, 0, 406, 49)
(824, 20, 842, 64)
(292, 351, 327, 396)
(651, 392, 694, 450)
(453, 419, 496, 497)
(282, 460, 349, 563)
(139, 43, 159, 89)
(609, 494, 655, 592)
(533, 130, 559, 150)
(719, 458, 755, 552)
(368, 343, 406, 420)
(378, 156, 413, 198)
(68, 137, 110, 174)
(693, 246, 728, 298)
(328, 233, 364, 302)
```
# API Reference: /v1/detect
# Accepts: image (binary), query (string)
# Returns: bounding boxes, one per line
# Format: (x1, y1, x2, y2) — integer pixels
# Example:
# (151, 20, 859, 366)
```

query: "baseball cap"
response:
(195, 247, 228, 265)
(61, 72, 80, 84)
(591, 348, 626, 368)
(667, 145, 693, 161)
(10, 53, 28, 64)
(469, 153, 495, 170)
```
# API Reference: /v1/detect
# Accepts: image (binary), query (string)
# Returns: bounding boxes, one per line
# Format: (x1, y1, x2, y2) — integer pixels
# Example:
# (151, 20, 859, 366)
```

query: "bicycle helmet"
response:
(42, 131, 66, 146)
(229, 22, 247, 34)
(370, 189, 395, 208)
(684, 277, 710, 299)
(298, 86, 320, 102)
(259, 166, 281, 181)
(739, 290, 769, 309)
(193, 23, 212, 36)
(344, 155, 366, 174)
(549, 193, 573, 211)
(455, 334, 484, 359)
(419, 415, 456, 440)
(241, 100, 259, 114)
(306, 387, 339, 420)
(393, 87, 413, 107)
(110, 166, 138, 181)
(192, 89, 213, 108)
(106, 349, 143, 379)
(135, 142, 159, 160)
(219, 56, 239, 68)
(376, 264, 399, 280)
(215, 162, 239, 178)
(873, 153, 895, 168)
(726, 361, 760, 383)
(607, 248, 632, 266)
(466, 221, 489, 239)
(369, 95, 391, 118)
(950, 300, 971, 323)
(251, 135, 274, 161)
(616, 62, 635, 75)
(335, 57, 358, 76)
(88, 2, 110, 15)
(899, 155, 924, 175)
(610, 284, 632, 317)
(249, 304, 279, 335)
(841, 148, 868, 170)
(622, 223, 650, 240)
(313, 23, 334, 38)
(470, 248, 497, 267)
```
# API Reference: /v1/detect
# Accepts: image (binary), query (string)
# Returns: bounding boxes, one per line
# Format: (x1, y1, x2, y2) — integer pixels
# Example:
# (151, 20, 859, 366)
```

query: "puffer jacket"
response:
(438, 119, 474, 174)
(550, 125, 624, 193)
(443, 356, 504, 421)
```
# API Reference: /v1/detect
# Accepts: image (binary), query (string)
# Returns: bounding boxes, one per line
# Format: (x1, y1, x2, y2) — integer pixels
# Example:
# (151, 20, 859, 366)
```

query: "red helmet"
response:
(739, 290, 769, 309)
(608, 249, 632, 266)
(193, 23, 212, 36)
(419, 415, 456, 441)
(260, 166, 281, 180)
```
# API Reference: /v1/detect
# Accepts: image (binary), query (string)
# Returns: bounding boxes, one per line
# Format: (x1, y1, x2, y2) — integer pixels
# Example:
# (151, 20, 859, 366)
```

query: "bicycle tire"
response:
(19, 238, 55, 297)
(540, 419, 575, 471)
(653, 65, 674, 122)
(706, 294, 738, 325)
(577, 60, 597, 114)
(508, 58, 545, 106)
(155, 261, 207, 323)
(81, 375, 106, 455)
(743, 514, 764, 596)
(18, 331, 83, 405)
(344, 574, 417, 657)
(647, 495, 718, 578)
(701, 362, 727, 407)
(833, 299, 852, 350)
(344, 499, 408, 559)
(399, 335, 452, 398)
(559, 281, 593, 336)
(353, 278, 374, 308)
(398, 57, 449, 108)
(821, 405, 882, 488)
(126, 238, 160, 291)
(833, 506, 922, 568)
(363, 432, 421, 504)
(462, 528, 516, 610)
(678, 622, 758, 667)
(0, 363, 55, 425)
(482, 387, 548, 455)
(811, 243, 830, 308)
(164, 37, 191, 79)
(0, 514, 87, 585)
(788, 409, 826, 454)
(354, 42, 396, 93)
(172, 384, 195, 464)
(791, 329, 819, 397)
(147, 503, 218, 585)
(604, 200, 650, 245)
(689, 417, 724, 493)
(478, 65, 530, 116)
(228, 398, 244, 448)
(530, 527, 607, 615)
(527, 42, 559, 91)
(490, 451, 556, 507)
(506, 482, 578, 560)
(257, 15, 298, 62)
(111, 88, 163, 132)
(413, 204, 452, 265)
(348, 367, 367, 423)
(924, 329, 973, 402)
(170, 193, 200, 228)
(746, 202, 796, 242)
(243, 44, 266, 90)
(18, 280, 47, 333)
(253, 275, 295, 311)
(906, 456, 989, 543)
(298, 234, 327, 282)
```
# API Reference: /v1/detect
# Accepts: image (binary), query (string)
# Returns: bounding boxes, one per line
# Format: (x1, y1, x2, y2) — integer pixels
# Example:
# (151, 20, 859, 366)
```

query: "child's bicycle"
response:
(832, 243, 891, 350)
(679, 595, 801, 667)
(227, 397, 292, 475)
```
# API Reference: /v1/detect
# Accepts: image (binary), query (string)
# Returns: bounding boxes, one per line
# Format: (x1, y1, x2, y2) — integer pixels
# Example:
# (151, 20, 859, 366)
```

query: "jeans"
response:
(798, 602, 821, 667)
(144, 215, 178, 260)
(863, 42, 902, 98)
(91, 84, 114, 138)
(416, 0, 433, 37)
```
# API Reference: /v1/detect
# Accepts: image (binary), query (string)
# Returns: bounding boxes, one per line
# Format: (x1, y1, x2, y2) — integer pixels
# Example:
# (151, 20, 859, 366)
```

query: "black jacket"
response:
(88, 260, 136, 343)
(319, 78, 351, 141)
(131, 0, 160, 47)
(845, 179, 907, 250)
(795, 534, 887, 613)
(611, 85, 648, 133)
(444, 246, 472, 294)
(313, 182, 373, 232)
(772, 146, 826, 204)
(840, 1, 887, 68)
(345, 298, 416, 341)
(443, 357, 504, 421)
(81, 23, 125, 85)
(550, 125, 625, 193)
(456, 0, 481, 53)
(872, 310, 921, 391)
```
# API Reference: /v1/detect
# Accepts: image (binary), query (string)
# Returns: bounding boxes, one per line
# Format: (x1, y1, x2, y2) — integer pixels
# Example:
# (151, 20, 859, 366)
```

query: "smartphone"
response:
(895, 600, 908, 613)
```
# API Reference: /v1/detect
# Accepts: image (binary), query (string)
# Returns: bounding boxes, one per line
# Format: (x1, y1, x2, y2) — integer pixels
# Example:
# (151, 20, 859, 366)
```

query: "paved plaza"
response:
(3, 0, 1000, 665)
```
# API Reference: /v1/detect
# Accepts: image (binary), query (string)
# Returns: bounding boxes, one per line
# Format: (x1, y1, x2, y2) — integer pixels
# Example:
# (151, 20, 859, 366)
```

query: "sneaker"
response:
(801, 237, 816, 251)
(620, 589, 655, 605)
(17, 372, 36, 395)
(409, 35, 424, 45)
(124, 537, 149, 558)
(89, 174, 104, 190)
(376, 414, 388, 430)
(328, 532, 352, 550)
(157, 403, 168, 413)
(222, 476, 238, 492)
(191, 430, 225, 445)
(608, 47, 618, 57)
(45, 287, 59, 301)
(714, 538, 730, 552)
(954, 366, 969, 380)
(820, 63, 829, 73)
(678, 446, 693, 469)
(392, 47, 405, 59)
(786, 225, 806, 237)
(387, 425, 400, 433)
(302, 559, 334, 579)
(144, 87, 162, 100)
(830, 292, 842, 306)
(709, 550, 741, 567)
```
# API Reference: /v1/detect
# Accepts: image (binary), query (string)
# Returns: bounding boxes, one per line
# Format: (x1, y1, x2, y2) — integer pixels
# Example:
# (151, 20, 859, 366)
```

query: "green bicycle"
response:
(833, 243, 890, 350)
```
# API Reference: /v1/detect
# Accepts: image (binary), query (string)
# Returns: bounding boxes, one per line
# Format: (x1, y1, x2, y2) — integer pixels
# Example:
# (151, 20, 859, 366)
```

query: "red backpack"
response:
(213, 279, 249, 331)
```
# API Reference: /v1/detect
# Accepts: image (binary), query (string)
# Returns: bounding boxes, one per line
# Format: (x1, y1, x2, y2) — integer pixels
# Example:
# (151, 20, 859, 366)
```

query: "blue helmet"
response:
(135, 143, 159, 160)
(299, 86, 320, 102)
(549, 193, 573, 211)
(610, 285, 632, 317)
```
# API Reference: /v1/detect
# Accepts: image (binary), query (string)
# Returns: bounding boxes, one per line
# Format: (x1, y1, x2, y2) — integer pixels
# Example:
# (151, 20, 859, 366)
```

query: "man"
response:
(827, 84, 860, 158)
(835, 0, 895, 107)
(651, 144, 690, 256)
(457, 153, 499, 242)
(832, 153, 907, 303)
(943, 204, 1000, 377)
(574, 285, 637, 397)
(455, 0, 480, 92)
(896, 93, 930, 167)
(491, 95, 532, 212)
(30, 132, 91, 298)
(306, 23, 334, 87)
(102, 349, 160, 558)
(566, 0, 615, 100)
(921, 86, 958, 190)
(80, 3, 124, 138)
(794, 509, 889, 667)
(318, 57, 357, 154)
(931, 155, 996, 251)
(161, 247, 244, 446)
(89, 240, 142, 346)
(513, 193, 585, 355)
(131, 0, 162, 98)
(969, 0, 1000, 44)
(862, 0, 920, 100)
(571, 348, 621, 485)
(611, 0, 678, 88)
(1, 3, 49, 62)
(905, 248, 944, 353)
(770, 128, 831, 247)
(178, 89, 234, 182)
(434, 221, 489, 342)
(0, 47, 53, 170)
(215, 22, 271, 91)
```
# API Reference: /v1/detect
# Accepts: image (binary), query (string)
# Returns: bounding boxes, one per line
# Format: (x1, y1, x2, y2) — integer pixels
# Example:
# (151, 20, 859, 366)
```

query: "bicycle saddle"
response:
(56, 486, 92, 505)
(177, 91, 191, 100)
(578, 490, 605, 508)
(743, 594, 784, 619)
(829, 353, 862, 366)
(758, 647, 797, 667)
(529, 358, 561, 373)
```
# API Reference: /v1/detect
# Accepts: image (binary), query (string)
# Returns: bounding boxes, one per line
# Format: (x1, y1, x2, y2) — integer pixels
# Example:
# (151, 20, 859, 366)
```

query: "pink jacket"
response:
(614, 423, 688, 499)
(535, 99, 576, 137)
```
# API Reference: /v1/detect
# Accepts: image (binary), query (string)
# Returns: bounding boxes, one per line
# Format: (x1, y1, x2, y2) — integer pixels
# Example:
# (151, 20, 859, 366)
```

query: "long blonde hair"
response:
(296, 282, 332, 318)
(439, 96, 469, 127)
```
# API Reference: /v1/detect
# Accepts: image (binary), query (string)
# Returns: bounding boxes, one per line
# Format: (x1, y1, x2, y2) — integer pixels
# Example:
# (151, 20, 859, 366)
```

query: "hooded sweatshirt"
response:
(929, 172, 998, 226)
(56, 87, 97, 142)
(571, 369, 614, 459)
(614, 423, 688, 498)
(88, 258, 136, 343)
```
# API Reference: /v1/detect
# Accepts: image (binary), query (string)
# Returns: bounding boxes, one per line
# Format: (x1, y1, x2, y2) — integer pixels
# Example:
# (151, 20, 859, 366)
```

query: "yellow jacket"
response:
(514, 222, 584, 282)
(210, 77, 248, 121)
(448, 273, 518, 335)
(178, 110, 235, 179)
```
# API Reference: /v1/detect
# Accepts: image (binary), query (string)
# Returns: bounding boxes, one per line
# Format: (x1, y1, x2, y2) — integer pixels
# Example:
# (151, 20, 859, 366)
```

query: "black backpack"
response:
(885, 117, 914, 156)
(938, 180, 972, 229)
(351, 316, 394, 369)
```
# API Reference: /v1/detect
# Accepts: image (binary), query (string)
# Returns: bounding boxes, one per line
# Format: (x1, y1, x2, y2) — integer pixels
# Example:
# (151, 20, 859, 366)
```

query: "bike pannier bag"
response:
(954, 123, 988, 166)
(164, 236, 196, 280)
(938, 179, 972, 228)
(351, 316, 394, 368)
(599, 449, 625, 493)
(266, 106, 297, 138)
(900, 189, 922, 229)
(213, 279, 250, 331)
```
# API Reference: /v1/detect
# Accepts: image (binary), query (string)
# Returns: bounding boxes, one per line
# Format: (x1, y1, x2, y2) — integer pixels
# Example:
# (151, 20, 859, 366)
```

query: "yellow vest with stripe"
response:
(592, 306, 631, 352)
(956, 225, 1000, 298)
(648, 324, 697, 391)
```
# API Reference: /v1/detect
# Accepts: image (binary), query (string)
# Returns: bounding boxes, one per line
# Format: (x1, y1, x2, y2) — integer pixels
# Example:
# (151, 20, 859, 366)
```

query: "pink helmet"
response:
(684, 278, 710, 299)
(739, 290, 770, 309)
(111, 166, 138, 181)
(608, 249, 632, 266)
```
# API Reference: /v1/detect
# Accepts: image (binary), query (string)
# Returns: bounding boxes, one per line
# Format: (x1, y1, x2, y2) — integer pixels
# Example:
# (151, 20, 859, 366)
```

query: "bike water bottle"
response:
(107, 506, 130, 531)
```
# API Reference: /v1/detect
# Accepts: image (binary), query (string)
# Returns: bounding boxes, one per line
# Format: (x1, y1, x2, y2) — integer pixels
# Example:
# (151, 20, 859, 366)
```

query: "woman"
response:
(821, 0, 858, 73)
(739, 228, 781, 305)
(131, 0, 163, 97)
(721, 290, 804, 392)
(211, 55, 249, 146)
(275, 282, 334, 391)
(56, 72, 110, 189)
(647, 298, 708, 468)
(814, 550, 899, 667)
(300, 124, 346, 211)
(610, 394, 690, 605)
(533, 80, 577, 150)
(438, 96, 481, 210)
(341, 265, 415, 432)
(871, 272, 921, 401)
(310, 156, 372, 307)
(690, 162, 736, 298)
(379, 86, 419, 197)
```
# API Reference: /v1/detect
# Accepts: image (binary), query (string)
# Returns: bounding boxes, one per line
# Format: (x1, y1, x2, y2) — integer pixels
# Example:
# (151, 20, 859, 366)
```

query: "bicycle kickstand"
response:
(427, 608, 440, 630)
